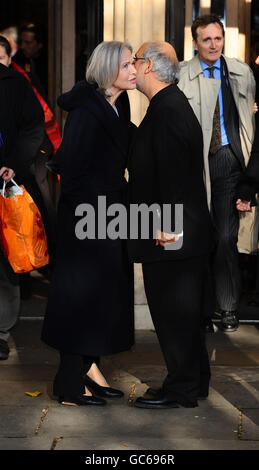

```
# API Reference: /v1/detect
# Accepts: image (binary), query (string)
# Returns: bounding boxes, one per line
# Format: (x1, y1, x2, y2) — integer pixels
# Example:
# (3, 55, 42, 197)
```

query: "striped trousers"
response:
(209, 145, 242, 312)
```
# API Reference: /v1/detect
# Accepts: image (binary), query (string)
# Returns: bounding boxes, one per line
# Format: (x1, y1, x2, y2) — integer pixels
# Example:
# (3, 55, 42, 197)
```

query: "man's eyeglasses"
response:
(133, 55, 146, 63)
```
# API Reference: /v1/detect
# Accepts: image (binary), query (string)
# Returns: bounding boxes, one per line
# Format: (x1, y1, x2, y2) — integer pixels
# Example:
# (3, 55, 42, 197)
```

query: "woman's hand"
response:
(0, 167, 15, 182)
(236, 199, 251, 212)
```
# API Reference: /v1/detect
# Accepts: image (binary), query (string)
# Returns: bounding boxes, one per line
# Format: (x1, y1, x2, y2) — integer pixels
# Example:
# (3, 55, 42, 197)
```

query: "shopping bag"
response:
(0, 179, 49, 273)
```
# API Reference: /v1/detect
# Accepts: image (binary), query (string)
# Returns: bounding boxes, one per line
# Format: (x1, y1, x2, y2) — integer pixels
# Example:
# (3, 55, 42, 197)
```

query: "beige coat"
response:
(178, 54, 256, 253)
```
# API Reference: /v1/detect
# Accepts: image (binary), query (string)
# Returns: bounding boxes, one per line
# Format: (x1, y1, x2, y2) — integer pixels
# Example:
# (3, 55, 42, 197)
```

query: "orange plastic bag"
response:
(0, 179, 49, 273)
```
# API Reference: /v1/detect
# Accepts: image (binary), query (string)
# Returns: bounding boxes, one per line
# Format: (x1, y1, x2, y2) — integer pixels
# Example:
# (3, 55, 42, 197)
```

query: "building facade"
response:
(0, 0, 258, 327)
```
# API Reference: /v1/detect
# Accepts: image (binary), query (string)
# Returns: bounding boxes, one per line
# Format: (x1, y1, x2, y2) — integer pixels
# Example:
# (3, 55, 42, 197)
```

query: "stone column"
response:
(225, 0, 239, 58)
(104, 0, 166, 329)
(200, 0, 211, 16)
(184, 0, 193, 61)
(62, 0, 76, 93)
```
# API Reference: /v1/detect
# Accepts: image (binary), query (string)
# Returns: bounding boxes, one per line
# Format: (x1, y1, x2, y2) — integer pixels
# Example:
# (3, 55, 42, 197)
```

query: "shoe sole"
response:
(146, 390, 207, 401)
(59, 400, 106, 406)
(219, 326, 239, 333)
(134, 402, 179, 409)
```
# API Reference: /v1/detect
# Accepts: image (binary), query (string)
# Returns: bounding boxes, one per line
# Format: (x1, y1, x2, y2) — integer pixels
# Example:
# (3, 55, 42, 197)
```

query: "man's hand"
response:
(156, 230, 179, 248)
(236, 198, 251, 212)
(254, 102, 258, 114)
(0, 167, 15, 182)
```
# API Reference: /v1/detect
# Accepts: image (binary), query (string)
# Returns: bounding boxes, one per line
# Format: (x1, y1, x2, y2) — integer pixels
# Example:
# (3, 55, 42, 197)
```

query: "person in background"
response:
(1, 32, 60, 269)
(13, 23, 48, 98)
(236, 112, 259, 305)
(0, 35, 45, 360)
(178, 14, 256, 333)
(251, 40, 259, 106)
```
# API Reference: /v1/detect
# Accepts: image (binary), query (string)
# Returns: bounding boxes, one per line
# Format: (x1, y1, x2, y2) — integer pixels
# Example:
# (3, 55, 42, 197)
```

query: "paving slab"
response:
(0, 437, 53, 450)
(55, 437, 259, 451)
(36, 399, 241, 441)
(0, 406, 47, 438)
(1, 319, 259, 451)
(0, 381, 53, 406)
(241, 409, 259, 427)
(239, 412, 259, 441)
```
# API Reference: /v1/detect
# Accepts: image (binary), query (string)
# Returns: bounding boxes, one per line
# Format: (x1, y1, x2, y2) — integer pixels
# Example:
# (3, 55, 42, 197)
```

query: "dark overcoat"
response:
(0, 63, 44, 183)
(0, 63, 56, 258)
(127, 84, 213, 263)
(236, 112, 259, 202)
(41, 81, 134, 356)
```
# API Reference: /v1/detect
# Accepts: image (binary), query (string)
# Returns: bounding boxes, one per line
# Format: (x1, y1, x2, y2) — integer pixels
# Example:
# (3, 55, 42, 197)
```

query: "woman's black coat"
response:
(41, 81, 134, 356)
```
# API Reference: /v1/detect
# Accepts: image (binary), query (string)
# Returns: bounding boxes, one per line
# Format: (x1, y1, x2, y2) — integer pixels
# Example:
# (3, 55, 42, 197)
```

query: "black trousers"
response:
(209, 145, 242, 311)
(142, 255, 211, 405)
(53, 353, 100, 396)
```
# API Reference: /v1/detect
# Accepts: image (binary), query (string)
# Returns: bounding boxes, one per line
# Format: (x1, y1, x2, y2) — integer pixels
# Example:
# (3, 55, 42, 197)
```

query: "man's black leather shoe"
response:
(220, 310, 239, 332)
(205, 319, 215, 333)
(134, 391, 198, 409)
(0, 339, 9, 360)
(145, 387, 207, 401)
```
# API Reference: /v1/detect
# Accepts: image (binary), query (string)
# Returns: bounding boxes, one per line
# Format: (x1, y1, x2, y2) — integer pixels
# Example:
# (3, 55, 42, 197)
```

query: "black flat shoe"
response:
(84, 374, 124, 398)
(58, 394, 107, 406)
(204, 319, 215, 334)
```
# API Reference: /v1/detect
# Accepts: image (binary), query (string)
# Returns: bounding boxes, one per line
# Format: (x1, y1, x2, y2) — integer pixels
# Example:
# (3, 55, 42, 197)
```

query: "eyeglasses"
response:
(133, 55, 146, 63)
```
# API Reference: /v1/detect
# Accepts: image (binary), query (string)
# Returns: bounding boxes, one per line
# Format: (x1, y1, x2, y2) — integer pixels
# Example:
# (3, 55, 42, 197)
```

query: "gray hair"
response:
(142, 42, 180, 84)
(86, 40, 133, 97)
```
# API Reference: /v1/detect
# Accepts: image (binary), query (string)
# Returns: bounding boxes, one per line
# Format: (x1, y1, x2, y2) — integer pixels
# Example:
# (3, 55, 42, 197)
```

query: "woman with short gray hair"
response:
(41, 41, 136, 407)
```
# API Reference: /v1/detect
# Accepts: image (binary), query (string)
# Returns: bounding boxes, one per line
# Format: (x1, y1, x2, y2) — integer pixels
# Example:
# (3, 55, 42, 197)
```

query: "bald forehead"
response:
(137, 41, 178, 63)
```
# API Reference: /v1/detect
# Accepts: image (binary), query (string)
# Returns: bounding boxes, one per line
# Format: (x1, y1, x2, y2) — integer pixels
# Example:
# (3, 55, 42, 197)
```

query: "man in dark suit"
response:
(128, 41, 213, 409)
(178, 15, 256, 332)
(0, 59, 44, 360)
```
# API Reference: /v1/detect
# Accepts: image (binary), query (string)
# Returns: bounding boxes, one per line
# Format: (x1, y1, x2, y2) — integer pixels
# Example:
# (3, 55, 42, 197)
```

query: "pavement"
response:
(1, 270, 259, 452)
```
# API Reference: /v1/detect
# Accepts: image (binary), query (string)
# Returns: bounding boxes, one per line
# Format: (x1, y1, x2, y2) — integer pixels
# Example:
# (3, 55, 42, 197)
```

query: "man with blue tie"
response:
(178, 14, 256, 333)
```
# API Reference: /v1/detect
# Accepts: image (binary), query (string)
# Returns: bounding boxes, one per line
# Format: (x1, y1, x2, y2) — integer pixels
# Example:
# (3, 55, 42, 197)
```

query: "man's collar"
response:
(199, 57, 221, 71)
(188, 54, 244, 80)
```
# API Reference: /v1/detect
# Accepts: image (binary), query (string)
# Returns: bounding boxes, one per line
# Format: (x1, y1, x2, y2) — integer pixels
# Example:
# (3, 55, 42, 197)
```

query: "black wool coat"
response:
(236, 112, 259, 203)
(41, 81, 134, 356)
(127, 84, 213, 263)
(0, 63, 44, 182)
(0, 63, 56, 258)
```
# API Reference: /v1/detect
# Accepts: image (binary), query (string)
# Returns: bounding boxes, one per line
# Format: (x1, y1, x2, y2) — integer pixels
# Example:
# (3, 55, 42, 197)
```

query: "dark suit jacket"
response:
(236, 112, 259, 202)
(127, 84, 213, 263)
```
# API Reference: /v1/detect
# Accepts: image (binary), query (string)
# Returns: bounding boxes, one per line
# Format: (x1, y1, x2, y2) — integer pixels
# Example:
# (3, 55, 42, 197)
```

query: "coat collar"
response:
(188, 54, 245, 80)
(89, 87, 128, 157)
(0, 63, 17, 80)
(59, 81, 128, 157)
